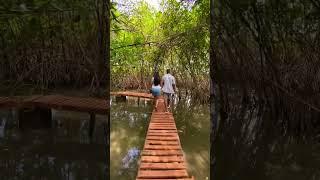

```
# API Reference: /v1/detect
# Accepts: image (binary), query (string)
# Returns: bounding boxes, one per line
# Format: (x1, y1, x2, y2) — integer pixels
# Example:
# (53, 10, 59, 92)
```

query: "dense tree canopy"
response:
(111, 0, 209, 103)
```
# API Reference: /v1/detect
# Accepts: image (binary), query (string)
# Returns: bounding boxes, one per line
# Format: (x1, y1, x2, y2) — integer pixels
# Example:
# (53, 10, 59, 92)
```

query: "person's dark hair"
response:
(153, 71, 160, 86)
(153, 76, 160, 86)
(154, 71, 159, 77)
(154, 71, 160, 80)
(166, 69, 170, 74)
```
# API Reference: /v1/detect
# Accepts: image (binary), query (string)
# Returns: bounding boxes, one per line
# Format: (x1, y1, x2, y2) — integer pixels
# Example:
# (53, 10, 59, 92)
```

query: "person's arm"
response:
(161, 76, 164, 87)
(172, 77, 176, 93)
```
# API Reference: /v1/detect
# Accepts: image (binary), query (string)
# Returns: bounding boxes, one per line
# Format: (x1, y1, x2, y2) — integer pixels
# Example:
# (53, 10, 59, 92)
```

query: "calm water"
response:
(0, 109, 107, 180)
(110, 97, 210, 180)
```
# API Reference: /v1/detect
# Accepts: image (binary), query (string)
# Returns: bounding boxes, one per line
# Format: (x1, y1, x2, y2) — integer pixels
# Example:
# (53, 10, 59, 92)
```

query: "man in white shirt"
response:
(161, 69, 176, 110)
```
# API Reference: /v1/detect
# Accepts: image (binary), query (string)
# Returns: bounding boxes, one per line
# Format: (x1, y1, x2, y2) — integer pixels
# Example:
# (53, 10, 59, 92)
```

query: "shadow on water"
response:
(110, 96, 210, 180)
(0, 109, 107, 180)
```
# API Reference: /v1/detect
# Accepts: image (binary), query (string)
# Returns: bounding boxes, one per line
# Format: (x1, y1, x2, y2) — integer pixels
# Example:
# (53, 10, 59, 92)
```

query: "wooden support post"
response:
(18, 107, 52, 129)
(116, 95, 126, 102)
(89, 113, 96, 139)
(12, 108, 19, 127)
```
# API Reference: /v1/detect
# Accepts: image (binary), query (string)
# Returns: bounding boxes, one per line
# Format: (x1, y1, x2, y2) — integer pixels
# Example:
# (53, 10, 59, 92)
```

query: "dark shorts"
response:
(163, 92, 173, 102)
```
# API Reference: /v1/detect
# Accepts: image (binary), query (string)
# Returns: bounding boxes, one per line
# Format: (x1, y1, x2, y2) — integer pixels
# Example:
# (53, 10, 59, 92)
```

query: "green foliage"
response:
(111, 0, 209, 102)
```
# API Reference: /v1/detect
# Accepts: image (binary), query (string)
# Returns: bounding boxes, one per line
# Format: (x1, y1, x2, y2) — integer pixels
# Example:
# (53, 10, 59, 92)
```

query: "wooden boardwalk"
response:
(0, 95, 108, 115)
(136, 97, 194, 180)
(111, 91, 153, 99)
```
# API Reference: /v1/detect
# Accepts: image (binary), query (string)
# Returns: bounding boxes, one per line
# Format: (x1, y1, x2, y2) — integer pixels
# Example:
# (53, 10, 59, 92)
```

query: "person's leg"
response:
(167, 93, 173, 110)
(153, 97, 156, 111)
(155, 97, 159, 111)
(153, 97, 157, 109)
(169, 93, 173, 109)
(163, 93, 169, 111)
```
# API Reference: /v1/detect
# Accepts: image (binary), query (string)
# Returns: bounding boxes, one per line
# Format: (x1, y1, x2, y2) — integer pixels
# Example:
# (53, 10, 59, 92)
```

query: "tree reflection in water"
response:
(0, 110, 106, 180)
(119, 147, 140, 174)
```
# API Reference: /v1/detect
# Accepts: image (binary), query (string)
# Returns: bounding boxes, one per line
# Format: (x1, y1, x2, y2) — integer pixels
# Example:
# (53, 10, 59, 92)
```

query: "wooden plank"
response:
(0, 95, 109, 115)
(150, 124, 176, 126)
(150, 121, 175, 123)
(140, 162, 187, 170)
(142, 150, 183, 156)
(148, 130, 178, 133)
(28, 95, 108, 114)
(149, 126, 177, 130)
(144, 145, 181, 150)
(146, 136, 178, 141)
(137, 178, 193, 180)
(147, 133, 177, 136)
(146, 140, 179, 145)
(137, 170, 188, 178)
(147, 135, 178, 139)
(150, 122, 175, 124)
(111, 91, 153, 99)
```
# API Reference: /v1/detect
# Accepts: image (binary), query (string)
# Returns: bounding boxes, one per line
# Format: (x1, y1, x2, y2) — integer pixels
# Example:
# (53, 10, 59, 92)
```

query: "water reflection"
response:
(0, 117, 6, 138)
(111, 99, 149, 179)
(119, 147, 140, 176)
(0, 109, 106, 180)
(174, 101, 210, 180)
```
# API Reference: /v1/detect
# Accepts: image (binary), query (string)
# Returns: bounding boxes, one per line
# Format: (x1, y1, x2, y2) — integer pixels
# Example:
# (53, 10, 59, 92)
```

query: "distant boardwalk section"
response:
(111, 91, 153, 99)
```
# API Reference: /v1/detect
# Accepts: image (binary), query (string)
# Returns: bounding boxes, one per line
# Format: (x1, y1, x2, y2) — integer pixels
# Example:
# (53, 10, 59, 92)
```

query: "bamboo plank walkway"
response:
(0, 95, 108, 115)
(136, 97, 194, 180)
(111, 91, 153, 99)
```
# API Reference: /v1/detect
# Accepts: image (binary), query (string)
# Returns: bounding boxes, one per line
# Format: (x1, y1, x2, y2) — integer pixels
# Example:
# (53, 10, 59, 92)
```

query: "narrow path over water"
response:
(110, 97, 209, 179)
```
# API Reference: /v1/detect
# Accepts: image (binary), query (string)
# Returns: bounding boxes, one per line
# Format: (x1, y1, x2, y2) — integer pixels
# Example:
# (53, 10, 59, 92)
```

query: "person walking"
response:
(151, 73, 161, 111)
(161, 69, 176, 110)
(151, 71, 160, 85)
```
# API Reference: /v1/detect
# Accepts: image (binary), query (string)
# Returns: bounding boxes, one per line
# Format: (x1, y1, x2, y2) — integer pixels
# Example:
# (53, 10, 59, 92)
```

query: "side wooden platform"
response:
(136, 97, 194, 180)
(0, 95, 108, 115)
(111, 91, 153, 99)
